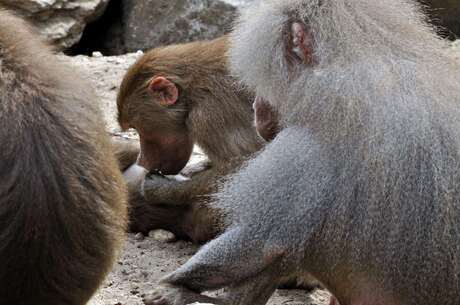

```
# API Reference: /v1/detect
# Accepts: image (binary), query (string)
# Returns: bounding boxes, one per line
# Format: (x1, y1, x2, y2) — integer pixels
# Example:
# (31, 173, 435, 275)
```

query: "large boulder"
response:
(1, 0, 109, 50)
(73, 0, 238, 55)
(114, 0, 236, 54)
(122, 0, 236, 52)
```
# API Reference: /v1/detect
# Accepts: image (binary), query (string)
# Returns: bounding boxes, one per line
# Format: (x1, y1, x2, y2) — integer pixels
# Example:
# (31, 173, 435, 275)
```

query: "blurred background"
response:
(2, 0, 459, 57)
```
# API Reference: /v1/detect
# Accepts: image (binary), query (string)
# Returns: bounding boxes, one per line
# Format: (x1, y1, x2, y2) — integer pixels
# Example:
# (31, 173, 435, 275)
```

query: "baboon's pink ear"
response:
(291, 22, 315, 65)
(148, 77, 179, 106)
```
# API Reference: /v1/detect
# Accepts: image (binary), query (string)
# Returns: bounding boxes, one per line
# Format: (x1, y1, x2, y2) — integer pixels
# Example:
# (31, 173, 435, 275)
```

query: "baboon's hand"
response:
(142, 173, 182, 203)
(143, 284, 221, 305)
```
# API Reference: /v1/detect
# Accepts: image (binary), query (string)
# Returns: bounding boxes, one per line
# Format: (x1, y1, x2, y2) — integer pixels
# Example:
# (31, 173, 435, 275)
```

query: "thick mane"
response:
(226, 0, 460, 236)
(231, 0, 460, 144)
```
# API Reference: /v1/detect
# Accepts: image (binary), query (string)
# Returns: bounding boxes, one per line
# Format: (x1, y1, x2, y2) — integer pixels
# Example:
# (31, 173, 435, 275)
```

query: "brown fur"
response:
(111, 135, 141, 171)
(0, 10, 127, 305)
(116, 36, 264, 243)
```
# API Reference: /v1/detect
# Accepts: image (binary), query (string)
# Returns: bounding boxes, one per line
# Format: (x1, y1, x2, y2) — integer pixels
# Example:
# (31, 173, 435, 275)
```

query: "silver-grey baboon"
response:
(143, 0, 460, 305)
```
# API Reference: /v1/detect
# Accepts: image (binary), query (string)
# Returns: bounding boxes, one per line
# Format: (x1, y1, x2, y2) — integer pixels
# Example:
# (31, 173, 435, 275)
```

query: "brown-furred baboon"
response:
(117, 36, 320, 291)
(143, 0, 460, 305)
(117, 36, 264, 243)
(0, 10, 127, 305)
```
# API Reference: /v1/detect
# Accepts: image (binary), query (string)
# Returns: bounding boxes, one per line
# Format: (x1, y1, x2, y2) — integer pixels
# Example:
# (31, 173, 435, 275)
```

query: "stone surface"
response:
(148, 229, 177, 243)
(80, 0, 238, 55)
(1, 0, 109, 49)
(122, 0, 236, 52)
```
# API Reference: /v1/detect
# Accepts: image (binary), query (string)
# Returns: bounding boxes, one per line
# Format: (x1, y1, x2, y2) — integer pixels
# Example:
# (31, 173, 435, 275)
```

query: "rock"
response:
(1, 0, 109, 50)
(121, 0, 236, 53)
(148, 229, 177, 243)
(92, 51, 103, 58)
(84, 0, 237, 55)
(134, 233, 145, 242)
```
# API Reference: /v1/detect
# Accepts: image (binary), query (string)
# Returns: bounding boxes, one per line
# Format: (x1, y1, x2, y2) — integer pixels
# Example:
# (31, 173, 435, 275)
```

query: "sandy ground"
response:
(67, 53, 331, 305)
(68, 40, 460, 304)
(88, 237, 330, 305)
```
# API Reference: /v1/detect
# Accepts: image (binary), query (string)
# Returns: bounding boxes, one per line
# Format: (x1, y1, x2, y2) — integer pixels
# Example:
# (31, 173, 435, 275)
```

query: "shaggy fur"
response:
(116, 37, 264, 243)
(145, 1, 460, 305)
(0, 10, 127, 305)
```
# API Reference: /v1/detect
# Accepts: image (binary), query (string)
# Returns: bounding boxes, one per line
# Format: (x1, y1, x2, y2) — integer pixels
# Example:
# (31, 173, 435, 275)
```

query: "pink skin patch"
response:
(148, 76, 179, 106)
(291, 22, 315, 65)
(329, 296, 339, 305)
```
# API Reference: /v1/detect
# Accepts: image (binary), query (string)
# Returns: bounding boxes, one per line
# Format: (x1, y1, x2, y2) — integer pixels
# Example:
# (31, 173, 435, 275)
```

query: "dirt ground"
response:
(88, 237, 330, 305)
(67, 53, 330, 305)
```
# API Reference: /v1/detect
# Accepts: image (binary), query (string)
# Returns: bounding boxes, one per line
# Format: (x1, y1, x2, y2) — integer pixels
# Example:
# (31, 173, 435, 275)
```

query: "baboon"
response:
(117, 36, 319, 291)
(117, 36, 264, 242)
(143, 1, 460, 305)
(0, 10, 127, 305)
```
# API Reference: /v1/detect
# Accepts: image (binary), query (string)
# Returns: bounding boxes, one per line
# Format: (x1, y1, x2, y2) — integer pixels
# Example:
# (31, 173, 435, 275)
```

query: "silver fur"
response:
(154, 1, 460, 305)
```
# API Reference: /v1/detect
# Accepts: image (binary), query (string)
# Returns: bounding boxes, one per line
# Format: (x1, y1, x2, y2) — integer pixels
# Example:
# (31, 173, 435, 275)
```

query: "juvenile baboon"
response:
(0, 10, 127, 305)
(144, 1, 460, 305)
(117, 36, 319, 291)
(117, 36, 264, 243)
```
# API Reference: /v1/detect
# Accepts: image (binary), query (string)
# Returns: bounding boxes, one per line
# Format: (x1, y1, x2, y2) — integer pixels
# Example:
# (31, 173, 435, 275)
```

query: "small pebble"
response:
(134, 232, 144, 241)
(92, 51, 103, 58)
(148, 229, 176, 243)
